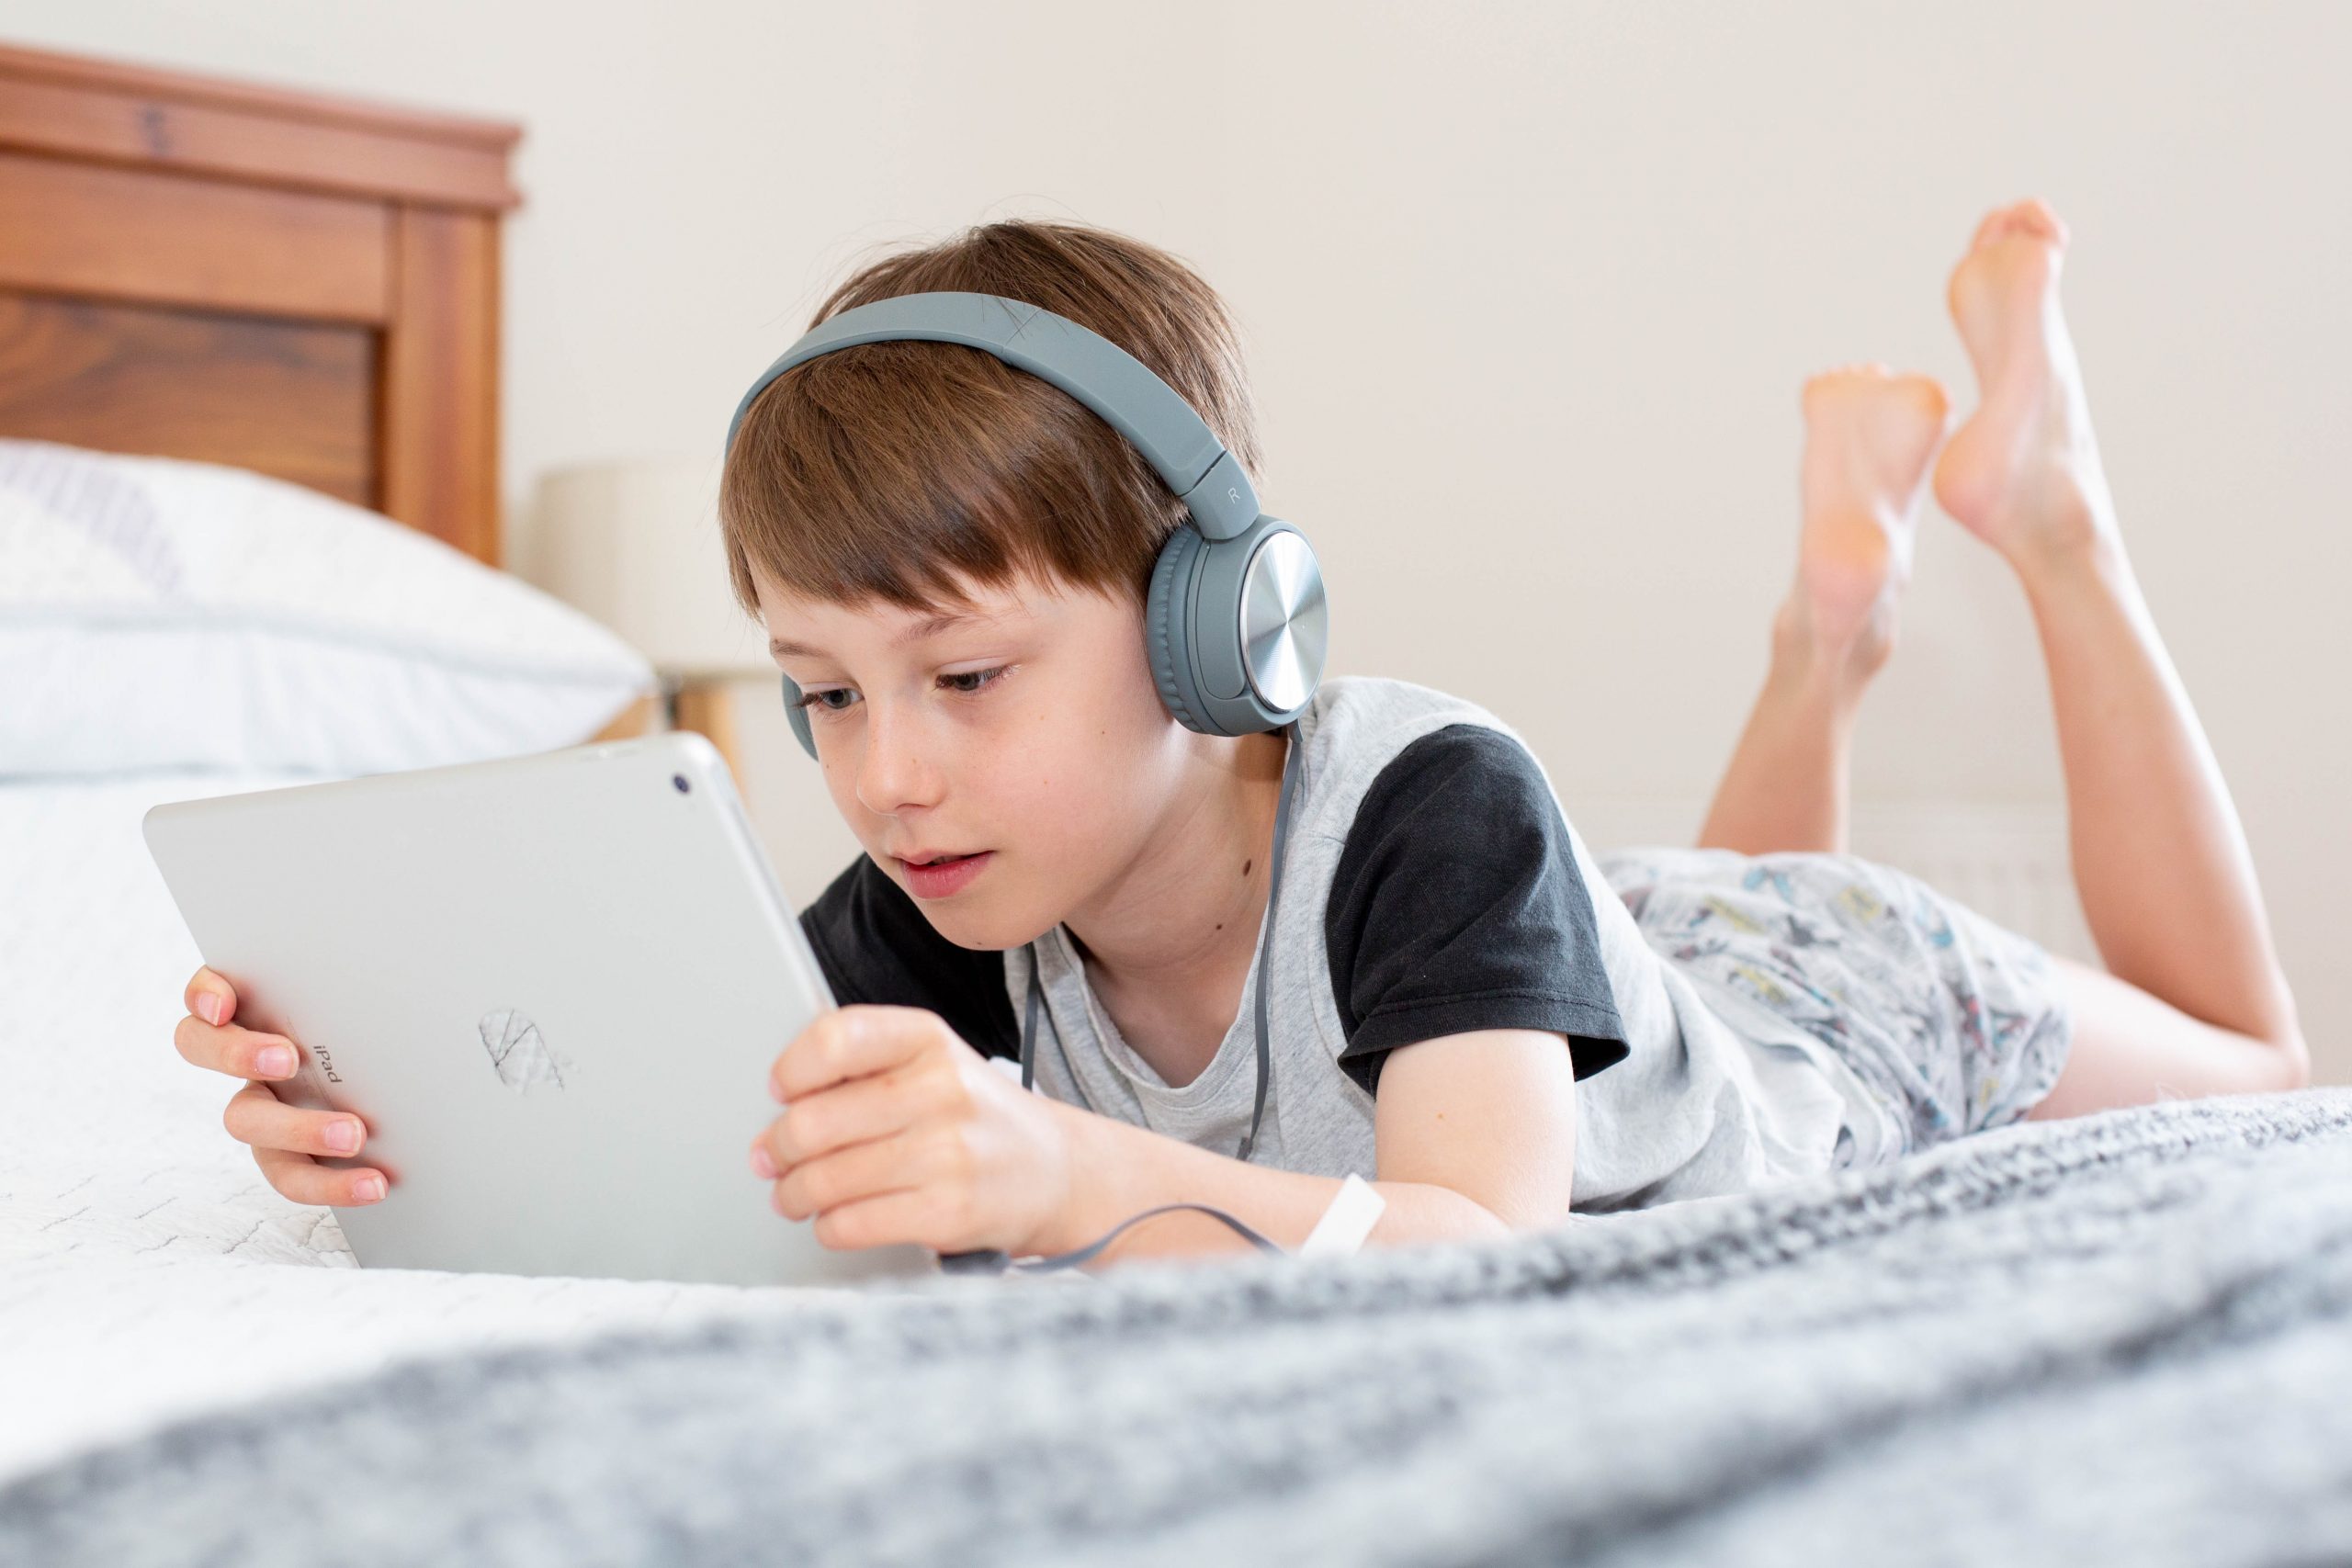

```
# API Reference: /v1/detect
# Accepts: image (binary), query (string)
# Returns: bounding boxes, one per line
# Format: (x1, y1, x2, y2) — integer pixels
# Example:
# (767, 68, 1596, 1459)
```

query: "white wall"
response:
(10, 2, 2347, 1077)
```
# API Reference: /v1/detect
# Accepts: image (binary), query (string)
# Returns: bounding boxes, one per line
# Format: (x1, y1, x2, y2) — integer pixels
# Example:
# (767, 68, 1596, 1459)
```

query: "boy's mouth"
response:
(901, 850, 978, 864)
(895, 850, 994, 898)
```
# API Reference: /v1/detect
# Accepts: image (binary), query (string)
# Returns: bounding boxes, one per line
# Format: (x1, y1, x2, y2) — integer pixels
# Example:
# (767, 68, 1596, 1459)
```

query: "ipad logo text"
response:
(478, 1008, 574, 1095)
(314, 1046, 343, 1083)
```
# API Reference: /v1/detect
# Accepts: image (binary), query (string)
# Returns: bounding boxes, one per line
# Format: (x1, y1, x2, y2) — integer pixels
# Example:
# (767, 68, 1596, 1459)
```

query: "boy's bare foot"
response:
(1774, 365, 1950, 691)
(1932, 198, 2120, 568)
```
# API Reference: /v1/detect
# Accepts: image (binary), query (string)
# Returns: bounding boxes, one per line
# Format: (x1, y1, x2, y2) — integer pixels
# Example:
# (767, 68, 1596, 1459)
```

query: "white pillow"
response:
(0, 439, 657, 778)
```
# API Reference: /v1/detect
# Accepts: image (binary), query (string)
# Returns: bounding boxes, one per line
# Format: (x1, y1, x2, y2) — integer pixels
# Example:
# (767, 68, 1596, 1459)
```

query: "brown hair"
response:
(718, 219, 1265, 621)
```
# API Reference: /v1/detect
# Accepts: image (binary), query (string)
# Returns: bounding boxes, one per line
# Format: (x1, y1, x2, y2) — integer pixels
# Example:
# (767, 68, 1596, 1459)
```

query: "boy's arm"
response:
(1032, 1024, 1581, 1265)
(753, 1006, 1583, 1268)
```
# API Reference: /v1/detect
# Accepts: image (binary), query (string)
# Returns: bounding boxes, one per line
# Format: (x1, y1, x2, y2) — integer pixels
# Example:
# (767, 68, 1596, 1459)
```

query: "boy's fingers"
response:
(222, 1080, 369, 1159)
(809, 1187, 948, 1253)
(759, 1061, 942, 1168)
(252, 1143, 389, 1207)
(173, 1014, 300, 1080)
(771, 1007, 939, 1101)
(184, 967, 237, 1028)
(769, 1129, 926, 1223)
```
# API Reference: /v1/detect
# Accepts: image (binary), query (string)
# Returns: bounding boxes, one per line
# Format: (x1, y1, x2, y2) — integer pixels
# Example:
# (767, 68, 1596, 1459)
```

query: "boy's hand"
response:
(174, 965, 390, 1207)
(752, 1005, 1073, 1257)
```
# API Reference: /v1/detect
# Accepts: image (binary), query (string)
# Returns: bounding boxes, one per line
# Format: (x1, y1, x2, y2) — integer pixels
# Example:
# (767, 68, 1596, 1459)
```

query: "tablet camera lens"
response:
(672, 773, 690, 794)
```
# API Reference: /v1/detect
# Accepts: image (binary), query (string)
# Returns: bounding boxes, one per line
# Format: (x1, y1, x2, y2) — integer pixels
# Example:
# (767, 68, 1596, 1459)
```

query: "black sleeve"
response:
(1325, 724, 1633, 1095)
(797, 855, 1019, 1062)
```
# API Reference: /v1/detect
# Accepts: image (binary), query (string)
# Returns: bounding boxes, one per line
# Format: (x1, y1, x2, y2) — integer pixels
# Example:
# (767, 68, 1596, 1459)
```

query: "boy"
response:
(180, 200, 2308, 1268)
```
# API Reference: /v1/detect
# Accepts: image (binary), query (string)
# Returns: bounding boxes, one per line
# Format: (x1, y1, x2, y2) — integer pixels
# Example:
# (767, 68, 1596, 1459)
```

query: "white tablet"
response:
(142, 730, 931, 1289)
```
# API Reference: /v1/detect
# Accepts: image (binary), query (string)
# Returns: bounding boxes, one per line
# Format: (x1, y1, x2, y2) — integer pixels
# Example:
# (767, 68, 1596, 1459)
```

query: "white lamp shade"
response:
(525, 457, 767, 676)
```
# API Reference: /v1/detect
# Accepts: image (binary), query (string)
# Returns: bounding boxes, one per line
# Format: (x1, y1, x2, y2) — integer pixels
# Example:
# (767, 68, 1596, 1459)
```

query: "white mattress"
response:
(0, 771, 888, 1485)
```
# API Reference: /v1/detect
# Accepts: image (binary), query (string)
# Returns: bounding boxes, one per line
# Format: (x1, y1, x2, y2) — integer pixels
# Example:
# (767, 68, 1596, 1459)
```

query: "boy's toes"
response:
(2012, 197, 2069, 244)
(1972, 197, 2070, 253)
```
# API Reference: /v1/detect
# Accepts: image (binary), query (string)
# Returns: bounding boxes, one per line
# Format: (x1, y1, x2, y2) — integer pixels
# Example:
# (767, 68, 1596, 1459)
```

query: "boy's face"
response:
(756, 565, 1191, 951)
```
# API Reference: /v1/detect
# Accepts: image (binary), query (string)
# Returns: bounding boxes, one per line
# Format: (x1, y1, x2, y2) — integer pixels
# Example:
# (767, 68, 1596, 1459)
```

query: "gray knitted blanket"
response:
(7, 1085, 2351, 1566)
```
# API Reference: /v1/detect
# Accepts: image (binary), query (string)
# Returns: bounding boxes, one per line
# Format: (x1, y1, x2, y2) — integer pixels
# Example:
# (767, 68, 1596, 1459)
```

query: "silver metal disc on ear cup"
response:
(1150, 515, 1329, 736)
(1238, 529, 1328, 715)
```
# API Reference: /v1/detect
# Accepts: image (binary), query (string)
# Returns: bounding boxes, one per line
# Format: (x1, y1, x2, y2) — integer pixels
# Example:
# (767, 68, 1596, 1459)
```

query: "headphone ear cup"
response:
(1146, 523, 1215, 734)
(780, 673, 819, 761)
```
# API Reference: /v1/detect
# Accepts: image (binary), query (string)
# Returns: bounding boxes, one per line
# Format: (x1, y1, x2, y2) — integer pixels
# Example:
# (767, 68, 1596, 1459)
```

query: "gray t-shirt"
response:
(799, 675, 1882, 1211)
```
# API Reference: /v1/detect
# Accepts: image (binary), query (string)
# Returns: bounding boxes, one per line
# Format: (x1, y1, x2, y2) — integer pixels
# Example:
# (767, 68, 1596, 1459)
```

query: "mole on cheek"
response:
(1242, 858, 1252, 877)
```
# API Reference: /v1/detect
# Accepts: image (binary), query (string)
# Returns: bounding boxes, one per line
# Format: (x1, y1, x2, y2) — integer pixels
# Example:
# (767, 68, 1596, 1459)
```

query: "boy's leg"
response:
(2030, 955, 2307, 1116)
(1931, 199, 2309, 1106)
(1696, 369, 1949, 854)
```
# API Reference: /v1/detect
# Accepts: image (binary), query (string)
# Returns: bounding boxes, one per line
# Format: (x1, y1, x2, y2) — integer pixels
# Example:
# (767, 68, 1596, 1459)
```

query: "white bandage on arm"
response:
(1296, 1172, 1385, 1260)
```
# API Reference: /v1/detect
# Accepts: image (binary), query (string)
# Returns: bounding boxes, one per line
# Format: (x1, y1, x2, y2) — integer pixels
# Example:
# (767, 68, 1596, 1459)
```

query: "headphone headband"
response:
(725, 290, 1262, 543)
(736, 285, 1328, 753)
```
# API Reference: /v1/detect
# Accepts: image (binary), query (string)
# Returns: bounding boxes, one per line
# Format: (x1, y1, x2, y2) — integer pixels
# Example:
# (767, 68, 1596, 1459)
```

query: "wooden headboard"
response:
(0, 41, 519, 566)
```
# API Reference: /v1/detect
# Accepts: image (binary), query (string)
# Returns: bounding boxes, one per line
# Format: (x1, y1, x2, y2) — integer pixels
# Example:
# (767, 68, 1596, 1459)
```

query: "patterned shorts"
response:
(1595, 845, 2075, 1157)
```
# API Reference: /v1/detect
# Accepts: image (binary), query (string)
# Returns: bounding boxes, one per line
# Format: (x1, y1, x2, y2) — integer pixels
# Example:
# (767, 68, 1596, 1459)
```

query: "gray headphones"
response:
(723, 290, 1329, 761)
(725, 289, 1326, 1167)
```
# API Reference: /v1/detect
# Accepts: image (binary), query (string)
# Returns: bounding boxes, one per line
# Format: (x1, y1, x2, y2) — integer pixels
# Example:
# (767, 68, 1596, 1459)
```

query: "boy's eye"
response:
(939, 666, 1009, 696)
(791, 666, 1009, 715)
(797, 687, 856, 713)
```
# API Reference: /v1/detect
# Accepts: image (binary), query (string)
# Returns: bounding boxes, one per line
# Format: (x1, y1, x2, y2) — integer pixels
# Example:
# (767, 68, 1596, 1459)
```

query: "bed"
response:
(5, 39, 2351, 1568)
(0, 34, 769, 1472)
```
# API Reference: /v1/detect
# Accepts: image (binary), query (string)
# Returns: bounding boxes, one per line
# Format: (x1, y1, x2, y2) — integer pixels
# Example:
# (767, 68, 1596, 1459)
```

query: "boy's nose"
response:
(852, 706, 944, 815)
